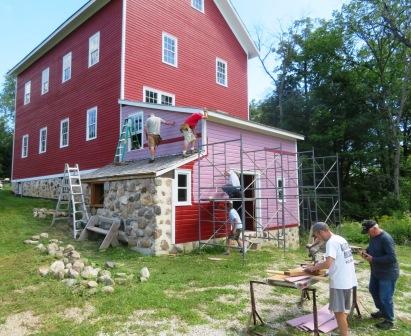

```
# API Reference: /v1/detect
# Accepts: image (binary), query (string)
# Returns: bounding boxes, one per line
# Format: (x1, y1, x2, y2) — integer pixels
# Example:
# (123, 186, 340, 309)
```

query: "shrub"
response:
(338, 213, 411, 246)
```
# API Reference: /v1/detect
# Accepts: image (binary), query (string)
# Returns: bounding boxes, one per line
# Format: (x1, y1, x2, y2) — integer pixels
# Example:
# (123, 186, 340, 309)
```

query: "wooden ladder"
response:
(79, 215, 121, 250)
(51, 164, 90, 239)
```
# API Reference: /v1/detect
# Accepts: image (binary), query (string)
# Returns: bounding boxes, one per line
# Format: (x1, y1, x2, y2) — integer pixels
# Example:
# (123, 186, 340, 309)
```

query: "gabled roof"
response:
(9, 0, 258, 76)
(82, 153, 199, 181)
(119, 99, 305, 141)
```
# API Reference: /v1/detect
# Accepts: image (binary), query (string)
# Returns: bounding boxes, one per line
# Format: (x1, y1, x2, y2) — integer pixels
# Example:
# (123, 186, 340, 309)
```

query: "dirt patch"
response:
(60, 303, 95, 324)
(13, 284, 45, 294)
(0, 311, 41, 336)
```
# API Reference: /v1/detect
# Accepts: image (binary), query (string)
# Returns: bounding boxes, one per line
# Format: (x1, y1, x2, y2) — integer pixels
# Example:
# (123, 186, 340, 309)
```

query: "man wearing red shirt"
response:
(180, 109, 208, 157)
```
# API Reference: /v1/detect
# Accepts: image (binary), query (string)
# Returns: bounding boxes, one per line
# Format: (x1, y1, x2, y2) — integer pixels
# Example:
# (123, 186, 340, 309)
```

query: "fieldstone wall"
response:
(264, 226, 300, 249)
(12, 178, 64, 199)
(91, 178, 173, 256)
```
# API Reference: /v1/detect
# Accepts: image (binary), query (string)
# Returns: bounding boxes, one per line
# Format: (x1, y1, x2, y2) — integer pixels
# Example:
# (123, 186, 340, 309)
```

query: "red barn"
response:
(10, 0, 303, 254)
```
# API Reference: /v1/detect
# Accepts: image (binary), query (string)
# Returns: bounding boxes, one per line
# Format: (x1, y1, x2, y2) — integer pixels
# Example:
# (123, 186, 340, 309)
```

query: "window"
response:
(162, 33, 177, 67)
(86, 107, 97, 140)
(216, 58, 228, 86)
(277, 177, 285, 202)
(39, 127, 47, 154)
(41, 68, 49, 94)
(191, 0, 204, 12)
(144, 87, 175, 106)
(21, 135, 29, 158)
(88, 32, 100, 67)
(60, 118, 69, 148)
(24, 81, 31, 105)
(175, 169, 192, 205)
(62, 52, 72, 82)
(128, 112, 144, 150)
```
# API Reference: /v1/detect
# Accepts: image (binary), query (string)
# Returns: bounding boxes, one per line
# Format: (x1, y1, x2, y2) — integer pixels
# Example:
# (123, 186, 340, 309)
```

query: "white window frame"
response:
(162, 32, 178, 67)
(175, 169, 192, 206)
(24, 81, 31, 105)
(60, 118, 69, 148)
(39, 127, 47, 154)
(143, 86, 175, 106)
(127, 112, 144, 151)
(21, 134, 29, 158)
(277, 177, 285, 203)
(88, 31, 100, 67)
(41, 68, 49, 95)
(191, 0, 204, 13)
(86, 107, 98, 141)
(216, 58, 228, 87)
(62, 52, 72, 82)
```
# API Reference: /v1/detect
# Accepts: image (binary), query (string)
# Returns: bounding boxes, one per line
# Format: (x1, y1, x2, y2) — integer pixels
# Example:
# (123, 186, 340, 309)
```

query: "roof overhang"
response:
(8, 0, 111, 76)
(119, 99, 304, 141)
(213, 0, 259, 59)
(9, 0, 258, 77)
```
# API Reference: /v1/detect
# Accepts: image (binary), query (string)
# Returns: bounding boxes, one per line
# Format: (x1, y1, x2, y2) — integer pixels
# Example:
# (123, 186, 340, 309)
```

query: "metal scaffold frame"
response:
(196, 138, 341, 257)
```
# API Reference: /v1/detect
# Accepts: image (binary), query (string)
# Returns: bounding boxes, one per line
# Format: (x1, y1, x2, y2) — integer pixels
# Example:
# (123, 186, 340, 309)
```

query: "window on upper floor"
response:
(216, 58, 228, 87)
(144, 86, 175, 106)
(128, 112, 144, 151)
(162, 33, 178, 67)
(277, 177, 285, 202)
(175, 169, 192, 205)
(39, 127, 47, 154)
(191, 0, 204, 12)
(60, 118, 69, 148)
(89, 32, 100, 67)
(62, 52, 72, 82)
(24, 81, 31, 105)
(86, 107, 97, 140)
(21, 134, 29, 158)
(41, 68, 49, 95)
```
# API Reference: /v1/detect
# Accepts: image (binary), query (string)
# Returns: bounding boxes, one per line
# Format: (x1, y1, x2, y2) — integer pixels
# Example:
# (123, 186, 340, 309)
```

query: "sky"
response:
(0, 0, 345, 102)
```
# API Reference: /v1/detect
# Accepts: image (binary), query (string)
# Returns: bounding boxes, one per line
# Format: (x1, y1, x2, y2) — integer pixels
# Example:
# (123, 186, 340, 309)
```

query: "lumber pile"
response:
(286, 305, 338, 333)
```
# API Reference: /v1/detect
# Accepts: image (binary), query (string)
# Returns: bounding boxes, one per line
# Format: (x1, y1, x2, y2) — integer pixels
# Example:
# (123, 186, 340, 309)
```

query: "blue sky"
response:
(0, 0, 344, 102)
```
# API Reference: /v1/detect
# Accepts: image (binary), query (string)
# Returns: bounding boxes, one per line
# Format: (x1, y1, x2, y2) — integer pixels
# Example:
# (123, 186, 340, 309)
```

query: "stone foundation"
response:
(12, 177, 64, 199)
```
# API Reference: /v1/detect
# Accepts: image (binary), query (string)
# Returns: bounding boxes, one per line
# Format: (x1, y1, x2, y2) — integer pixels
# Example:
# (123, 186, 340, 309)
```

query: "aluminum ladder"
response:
(51, 164, 90, 239)
(114, 118, 134, 163)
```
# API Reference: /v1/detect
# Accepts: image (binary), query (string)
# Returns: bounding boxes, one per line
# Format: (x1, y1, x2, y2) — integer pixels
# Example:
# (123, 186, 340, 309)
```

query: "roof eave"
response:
(8, 0, 111, 76)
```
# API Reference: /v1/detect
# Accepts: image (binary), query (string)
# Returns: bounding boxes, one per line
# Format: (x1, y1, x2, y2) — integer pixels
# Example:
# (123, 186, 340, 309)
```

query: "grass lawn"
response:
(0, 187, 410, 335)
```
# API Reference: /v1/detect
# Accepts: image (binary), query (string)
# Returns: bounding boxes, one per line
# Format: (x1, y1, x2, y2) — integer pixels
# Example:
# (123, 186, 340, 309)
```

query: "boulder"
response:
(104, 261, 116, 269)
(31, 235, 40, 241)
(24, 240, 39, 245)
(62, 279, 77, 287)
(140, 267, 150, 280)
(87, 281, 98, 289)
(72, 261, 85, 273)
(40, 233, 49, 239)
(102, 286, 114, 293)
(35, 244, 47, 253)
(38, 266, 49, 277)
(98, 275, 115, 286)
(68, 269, 79, 279)
(63, 245, 75, 254)
(81, 266, 99, 279)
(50, 260, 65, 276)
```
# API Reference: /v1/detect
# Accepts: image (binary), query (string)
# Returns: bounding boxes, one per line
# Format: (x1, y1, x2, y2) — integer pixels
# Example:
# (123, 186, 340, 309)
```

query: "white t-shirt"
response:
(229, 171, 240, 187)
(326, 234, 358, 289)
(146, 115, 165, 135)
(229, 208, 242, 230)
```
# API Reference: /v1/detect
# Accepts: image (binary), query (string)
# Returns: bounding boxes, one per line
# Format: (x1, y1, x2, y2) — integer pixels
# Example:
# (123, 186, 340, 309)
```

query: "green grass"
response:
(0, 187, 410, 335)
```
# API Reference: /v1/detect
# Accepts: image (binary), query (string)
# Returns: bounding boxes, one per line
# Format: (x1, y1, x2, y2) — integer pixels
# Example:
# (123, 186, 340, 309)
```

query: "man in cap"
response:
(305, 222, 357, 336)
(360, 219, 399, 330)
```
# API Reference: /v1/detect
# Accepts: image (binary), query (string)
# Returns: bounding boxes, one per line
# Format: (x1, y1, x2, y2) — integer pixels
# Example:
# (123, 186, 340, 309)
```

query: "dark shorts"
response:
(222, 185, 241, 198)
(229, 229, 241, 241)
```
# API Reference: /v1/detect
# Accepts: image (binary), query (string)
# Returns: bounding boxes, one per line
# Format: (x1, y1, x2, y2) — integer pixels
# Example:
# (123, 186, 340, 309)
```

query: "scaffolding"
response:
(196, 137, 341, 255)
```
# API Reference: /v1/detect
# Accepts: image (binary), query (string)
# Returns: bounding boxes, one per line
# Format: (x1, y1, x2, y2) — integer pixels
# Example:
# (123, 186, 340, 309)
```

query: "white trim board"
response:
(12, 168, 97, 183)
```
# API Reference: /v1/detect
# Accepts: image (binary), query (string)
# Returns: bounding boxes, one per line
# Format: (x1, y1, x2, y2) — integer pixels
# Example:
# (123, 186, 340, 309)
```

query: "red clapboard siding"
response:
(13, 0, 122, 180)
(124, 0, 248, 119)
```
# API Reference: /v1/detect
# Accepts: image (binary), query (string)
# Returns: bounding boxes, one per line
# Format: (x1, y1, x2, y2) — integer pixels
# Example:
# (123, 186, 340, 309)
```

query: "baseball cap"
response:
(361, 220, 377, 234)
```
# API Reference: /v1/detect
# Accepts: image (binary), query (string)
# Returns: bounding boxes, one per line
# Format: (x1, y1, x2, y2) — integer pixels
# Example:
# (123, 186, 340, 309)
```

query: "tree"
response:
(0, 74, 15, 178)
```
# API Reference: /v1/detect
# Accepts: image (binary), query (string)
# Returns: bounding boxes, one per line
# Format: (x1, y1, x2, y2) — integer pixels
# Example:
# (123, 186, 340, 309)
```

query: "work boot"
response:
(371, 311, 385, 319)
(375, 320, 394, 330)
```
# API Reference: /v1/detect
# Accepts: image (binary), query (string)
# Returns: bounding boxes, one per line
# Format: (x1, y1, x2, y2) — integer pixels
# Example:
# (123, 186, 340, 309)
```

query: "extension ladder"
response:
(114, 118, 134, 163)
(51, 164, 90, 239)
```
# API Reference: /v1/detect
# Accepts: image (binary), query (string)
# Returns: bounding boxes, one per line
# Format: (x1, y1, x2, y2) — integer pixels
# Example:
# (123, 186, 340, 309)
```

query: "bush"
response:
(338, 213, 411, 246)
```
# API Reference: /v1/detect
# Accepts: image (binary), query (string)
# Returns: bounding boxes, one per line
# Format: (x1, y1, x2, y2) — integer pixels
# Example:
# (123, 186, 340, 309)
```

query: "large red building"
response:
(11, 0, 258, 181)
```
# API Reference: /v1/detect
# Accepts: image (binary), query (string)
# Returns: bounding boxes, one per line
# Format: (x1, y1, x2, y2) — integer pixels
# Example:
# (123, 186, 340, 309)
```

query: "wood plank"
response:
(100, 221, 120, 250)
(88, 226, 109, 235)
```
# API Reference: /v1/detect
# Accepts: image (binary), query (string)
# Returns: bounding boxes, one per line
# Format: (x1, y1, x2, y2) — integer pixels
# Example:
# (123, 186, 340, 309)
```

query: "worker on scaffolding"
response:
(225, 201, 244, 255)
(222, 170, 241, 198)
(180, 109, 208, 157)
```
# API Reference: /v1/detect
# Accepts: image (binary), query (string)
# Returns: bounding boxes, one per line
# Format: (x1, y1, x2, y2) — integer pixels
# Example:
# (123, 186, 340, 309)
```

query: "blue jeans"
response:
(369, 275, 397, 321)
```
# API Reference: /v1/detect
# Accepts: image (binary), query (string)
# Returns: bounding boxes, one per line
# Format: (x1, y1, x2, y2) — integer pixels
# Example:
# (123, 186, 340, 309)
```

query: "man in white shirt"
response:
(222, 170, 241, 198)
(225, 201, 244, 255)
(306, 222, 358, 336)
(145, 113, 175, 163)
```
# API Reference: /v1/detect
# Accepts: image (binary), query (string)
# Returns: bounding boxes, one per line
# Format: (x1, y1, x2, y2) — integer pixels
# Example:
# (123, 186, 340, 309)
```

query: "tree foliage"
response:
(252, 0, 411, 218)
